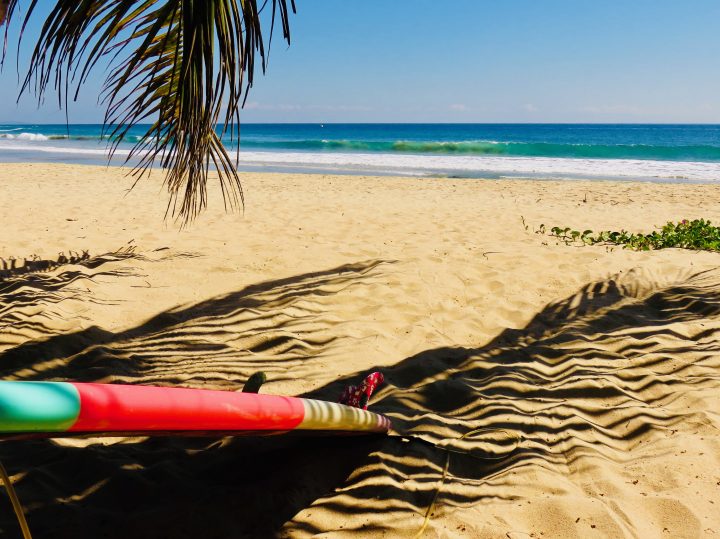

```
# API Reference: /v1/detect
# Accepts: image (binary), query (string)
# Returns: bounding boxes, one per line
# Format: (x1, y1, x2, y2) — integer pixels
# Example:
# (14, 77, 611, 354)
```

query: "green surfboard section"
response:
(0, 382, 80, 432)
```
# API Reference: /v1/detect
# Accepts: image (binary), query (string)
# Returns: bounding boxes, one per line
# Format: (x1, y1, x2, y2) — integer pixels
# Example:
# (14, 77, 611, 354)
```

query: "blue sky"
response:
(1, 0, 720, 123)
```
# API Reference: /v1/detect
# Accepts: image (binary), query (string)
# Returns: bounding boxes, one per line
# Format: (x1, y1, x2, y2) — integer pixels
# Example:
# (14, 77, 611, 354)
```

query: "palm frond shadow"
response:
(0, 247, 201, 356)
(0, 248, 153, 358)
(1, 266, 719, 537)
(287, 268, 720, 534)
(0, 259, 392, 386)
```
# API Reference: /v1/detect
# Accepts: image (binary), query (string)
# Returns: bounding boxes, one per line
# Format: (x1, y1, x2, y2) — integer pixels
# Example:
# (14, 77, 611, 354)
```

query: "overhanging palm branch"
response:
(1, 0, 294, 223)
(0, 2, 8, 26)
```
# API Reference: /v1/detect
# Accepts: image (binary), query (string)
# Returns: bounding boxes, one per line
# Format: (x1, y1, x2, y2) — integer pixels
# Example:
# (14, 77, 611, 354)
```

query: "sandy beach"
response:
(1, 162, 720, 537)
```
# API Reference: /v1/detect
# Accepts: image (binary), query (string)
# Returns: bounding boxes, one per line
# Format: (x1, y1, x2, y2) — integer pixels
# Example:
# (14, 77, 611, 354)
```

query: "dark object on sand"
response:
(241, 372, 267, 394)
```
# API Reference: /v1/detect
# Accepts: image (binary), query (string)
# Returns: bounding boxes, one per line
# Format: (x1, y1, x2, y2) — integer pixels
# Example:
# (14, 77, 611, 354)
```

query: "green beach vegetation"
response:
(542, 219, 720, 252)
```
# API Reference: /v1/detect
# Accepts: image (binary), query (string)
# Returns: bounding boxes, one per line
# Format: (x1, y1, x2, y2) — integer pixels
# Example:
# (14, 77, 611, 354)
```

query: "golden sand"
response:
(1, 163, 719, 537)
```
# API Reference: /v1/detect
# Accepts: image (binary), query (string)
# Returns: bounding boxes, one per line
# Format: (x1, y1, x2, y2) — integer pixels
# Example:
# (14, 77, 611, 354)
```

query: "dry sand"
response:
(0, 162, 719, 538)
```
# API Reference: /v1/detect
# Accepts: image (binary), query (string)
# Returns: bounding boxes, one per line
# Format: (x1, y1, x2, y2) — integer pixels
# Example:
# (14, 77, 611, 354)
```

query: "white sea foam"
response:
(1, 142, 720, 182)
(0, 142, 133, 156)
(18, 133, 50, 141)
(0, 132, 50, 141)
(232, 150, 720, 182)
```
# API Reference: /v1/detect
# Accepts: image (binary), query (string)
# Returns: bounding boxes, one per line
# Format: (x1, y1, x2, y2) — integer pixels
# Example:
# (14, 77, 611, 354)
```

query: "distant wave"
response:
(4, 130, 720, 162)
(0, 132, 50, 141)
(236, 139, 720, 162)
(0, 132, 146, 142)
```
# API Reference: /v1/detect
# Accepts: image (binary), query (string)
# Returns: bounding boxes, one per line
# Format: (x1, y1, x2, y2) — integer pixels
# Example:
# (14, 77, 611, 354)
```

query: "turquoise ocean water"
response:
(2, 123, 720, 181)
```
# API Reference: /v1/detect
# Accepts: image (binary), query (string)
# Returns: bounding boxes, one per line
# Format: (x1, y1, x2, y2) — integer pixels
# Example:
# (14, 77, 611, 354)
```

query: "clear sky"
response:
(2, 0, 720, 123)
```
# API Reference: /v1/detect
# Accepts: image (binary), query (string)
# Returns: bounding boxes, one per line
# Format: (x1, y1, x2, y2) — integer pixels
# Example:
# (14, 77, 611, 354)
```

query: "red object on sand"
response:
(338, 372, 385, 410)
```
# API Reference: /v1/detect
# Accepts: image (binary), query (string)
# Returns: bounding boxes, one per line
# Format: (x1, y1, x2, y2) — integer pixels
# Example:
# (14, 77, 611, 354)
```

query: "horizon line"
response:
(3, 121, 720, 126)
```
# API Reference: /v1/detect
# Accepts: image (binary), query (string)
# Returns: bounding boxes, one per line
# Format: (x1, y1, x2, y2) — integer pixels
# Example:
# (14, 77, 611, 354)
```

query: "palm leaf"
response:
(2, 0, 295, 224)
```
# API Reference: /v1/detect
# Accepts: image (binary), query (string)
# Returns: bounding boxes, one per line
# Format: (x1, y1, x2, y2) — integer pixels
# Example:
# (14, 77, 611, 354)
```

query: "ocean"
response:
(2, 123, 720, 182)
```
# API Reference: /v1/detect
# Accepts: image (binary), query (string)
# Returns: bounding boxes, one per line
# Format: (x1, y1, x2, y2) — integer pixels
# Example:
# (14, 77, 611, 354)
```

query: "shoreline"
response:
(2, 154, 720, 185)
(4, 123, 720, 181)
(1, 162, 720, 537)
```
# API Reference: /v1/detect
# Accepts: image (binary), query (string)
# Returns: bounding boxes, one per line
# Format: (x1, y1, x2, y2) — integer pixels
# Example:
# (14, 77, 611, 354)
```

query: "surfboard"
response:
(0, 381, 391, 438)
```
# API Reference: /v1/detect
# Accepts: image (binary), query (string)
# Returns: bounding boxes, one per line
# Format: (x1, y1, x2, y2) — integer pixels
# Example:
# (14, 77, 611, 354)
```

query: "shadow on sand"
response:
(1, 261, 720, 537)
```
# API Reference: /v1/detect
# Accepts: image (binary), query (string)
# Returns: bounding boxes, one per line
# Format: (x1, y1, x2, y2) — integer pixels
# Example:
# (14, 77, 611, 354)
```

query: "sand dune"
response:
(0, 163, 719, 537)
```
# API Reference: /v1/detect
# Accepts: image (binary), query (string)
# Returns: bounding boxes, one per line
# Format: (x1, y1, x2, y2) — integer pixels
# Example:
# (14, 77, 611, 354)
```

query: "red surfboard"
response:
(0, 381, 392, 438)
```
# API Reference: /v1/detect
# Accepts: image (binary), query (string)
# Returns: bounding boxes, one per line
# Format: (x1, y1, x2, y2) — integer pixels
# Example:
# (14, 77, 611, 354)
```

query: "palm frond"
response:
(2, 0, 295, 224)
(0, 1, 8, 26)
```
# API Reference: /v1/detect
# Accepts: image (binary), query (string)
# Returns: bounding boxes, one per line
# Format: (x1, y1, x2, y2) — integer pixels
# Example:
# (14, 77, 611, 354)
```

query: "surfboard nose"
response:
(0, 381, 80, 433)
